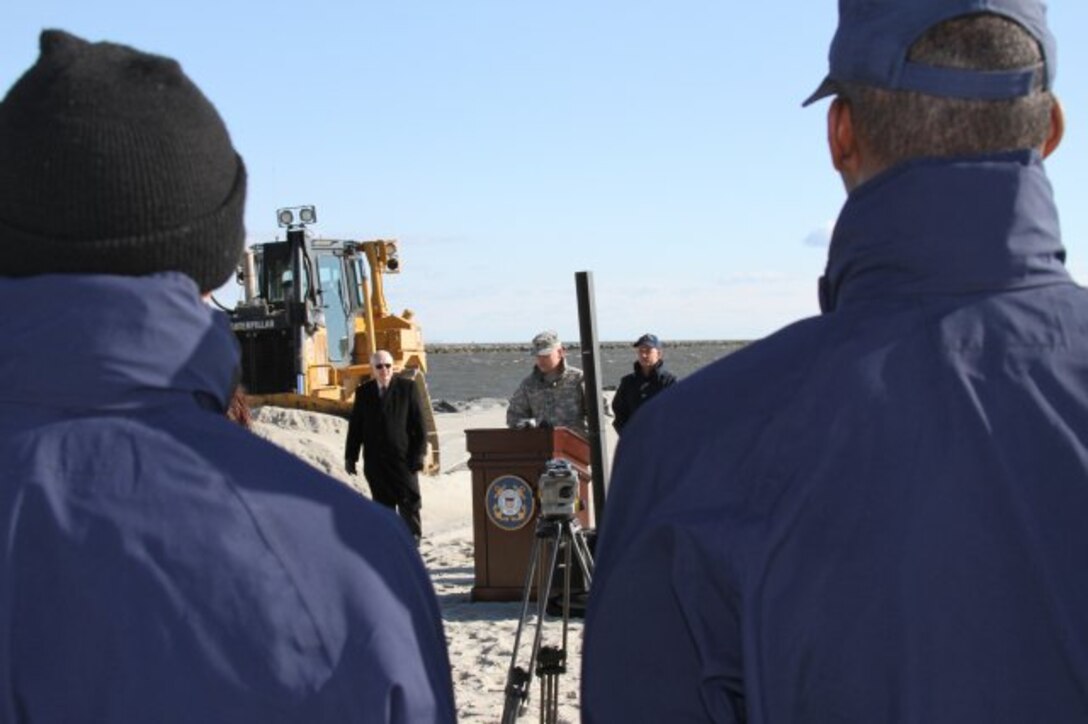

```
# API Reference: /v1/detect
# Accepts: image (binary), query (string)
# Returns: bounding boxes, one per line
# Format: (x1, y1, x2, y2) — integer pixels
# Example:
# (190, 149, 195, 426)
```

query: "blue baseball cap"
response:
(633, 333, 661, 349)
(803, 0, 1056, 107)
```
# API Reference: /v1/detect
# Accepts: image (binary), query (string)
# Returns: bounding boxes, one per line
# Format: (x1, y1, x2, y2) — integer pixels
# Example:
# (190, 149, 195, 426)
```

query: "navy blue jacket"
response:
(0, 274, 455, 723)
(583, 152, 1088, 722)
(611, 360, 677, 433)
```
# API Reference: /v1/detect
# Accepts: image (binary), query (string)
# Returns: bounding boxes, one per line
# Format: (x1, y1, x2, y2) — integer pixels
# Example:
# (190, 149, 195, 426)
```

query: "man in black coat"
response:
(611, 333, 677, 434)
(345, 350, 428, 542)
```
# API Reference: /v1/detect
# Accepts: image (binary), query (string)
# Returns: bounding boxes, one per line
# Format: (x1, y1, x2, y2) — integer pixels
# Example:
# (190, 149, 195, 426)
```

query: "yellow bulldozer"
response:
(228, 205, 440, 473)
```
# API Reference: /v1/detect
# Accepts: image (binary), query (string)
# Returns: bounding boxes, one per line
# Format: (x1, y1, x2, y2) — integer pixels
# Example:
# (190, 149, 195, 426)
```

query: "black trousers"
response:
(364, 456, 422, 539)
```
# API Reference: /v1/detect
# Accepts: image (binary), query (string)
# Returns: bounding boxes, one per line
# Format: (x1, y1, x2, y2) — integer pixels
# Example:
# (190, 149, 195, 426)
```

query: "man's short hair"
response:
(842, 14, 1054, 168)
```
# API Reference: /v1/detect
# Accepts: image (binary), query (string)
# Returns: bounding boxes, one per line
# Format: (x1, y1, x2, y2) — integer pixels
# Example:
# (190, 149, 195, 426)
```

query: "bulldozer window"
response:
(257, 245, 295, 305)
(317, 254, 352, 365)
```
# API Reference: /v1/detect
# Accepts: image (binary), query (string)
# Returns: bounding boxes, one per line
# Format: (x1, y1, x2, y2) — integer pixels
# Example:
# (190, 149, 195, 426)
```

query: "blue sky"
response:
(5, 2, 1087, 343)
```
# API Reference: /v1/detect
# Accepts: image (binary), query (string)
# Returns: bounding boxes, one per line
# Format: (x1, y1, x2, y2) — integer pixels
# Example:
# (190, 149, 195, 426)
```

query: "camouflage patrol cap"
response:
(531, 330, 561, 356)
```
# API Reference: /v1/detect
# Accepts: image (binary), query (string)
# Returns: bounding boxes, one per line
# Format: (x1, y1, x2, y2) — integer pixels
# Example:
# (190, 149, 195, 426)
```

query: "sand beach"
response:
(250, 397, 619, 723)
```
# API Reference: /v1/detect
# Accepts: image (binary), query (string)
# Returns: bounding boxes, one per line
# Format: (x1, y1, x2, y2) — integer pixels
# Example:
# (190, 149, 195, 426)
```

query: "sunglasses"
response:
(374, 363, 392, 369)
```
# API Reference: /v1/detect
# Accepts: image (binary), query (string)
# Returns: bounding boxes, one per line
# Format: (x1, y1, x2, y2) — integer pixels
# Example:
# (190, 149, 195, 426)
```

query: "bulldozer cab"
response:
(230, 206, 440, 473)
(256, 242, 293, 305)
(312, 240, 375, 366)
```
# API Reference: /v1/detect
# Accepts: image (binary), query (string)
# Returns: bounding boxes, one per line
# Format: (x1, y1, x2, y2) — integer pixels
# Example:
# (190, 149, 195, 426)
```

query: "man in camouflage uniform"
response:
(506, 330, 588, 436)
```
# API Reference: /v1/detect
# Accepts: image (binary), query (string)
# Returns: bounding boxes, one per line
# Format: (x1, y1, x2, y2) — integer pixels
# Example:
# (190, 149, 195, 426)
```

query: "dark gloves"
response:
(409, 458, 424, 473)
(346, 458, 357, 475)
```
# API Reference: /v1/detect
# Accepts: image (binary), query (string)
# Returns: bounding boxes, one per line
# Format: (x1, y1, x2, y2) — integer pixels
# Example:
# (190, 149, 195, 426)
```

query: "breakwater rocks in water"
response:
(421, 340, 749, 403)
(431, 397, 508, 413)
(426, 340, 749, 354)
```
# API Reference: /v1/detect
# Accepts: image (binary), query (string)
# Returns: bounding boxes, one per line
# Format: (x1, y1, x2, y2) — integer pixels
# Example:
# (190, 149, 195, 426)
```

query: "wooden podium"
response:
(465, 427, 591, 602)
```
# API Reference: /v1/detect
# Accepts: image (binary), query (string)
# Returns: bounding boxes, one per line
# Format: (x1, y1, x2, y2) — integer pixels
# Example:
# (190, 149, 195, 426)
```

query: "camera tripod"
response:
(500, 514, 595, 723)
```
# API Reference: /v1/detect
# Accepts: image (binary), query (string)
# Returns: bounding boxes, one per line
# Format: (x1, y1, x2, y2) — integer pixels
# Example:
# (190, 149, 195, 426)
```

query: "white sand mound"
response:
(250, 407, 363, 494)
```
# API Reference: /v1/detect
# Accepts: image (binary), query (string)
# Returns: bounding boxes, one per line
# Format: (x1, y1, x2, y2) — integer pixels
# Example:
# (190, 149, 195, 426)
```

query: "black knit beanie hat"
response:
(0, 29, 246, 291)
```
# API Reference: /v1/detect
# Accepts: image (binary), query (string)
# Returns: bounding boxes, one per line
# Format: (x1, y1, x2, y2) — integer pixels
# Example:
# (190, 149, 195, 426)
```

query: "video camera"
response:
(538, 458, 579, 520)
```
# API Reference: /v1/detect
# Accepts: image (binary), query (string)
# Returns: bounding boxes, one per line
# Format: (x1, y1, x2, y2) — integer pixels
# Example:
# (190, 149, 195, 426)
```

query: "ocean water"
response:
(423, 341, 747, 403)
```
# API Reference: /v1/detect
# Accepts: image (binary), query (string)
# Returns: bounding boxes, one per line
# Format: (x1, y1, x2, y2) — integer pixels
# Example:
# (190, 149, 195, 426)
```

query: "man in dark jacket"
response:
(0, 30, 455, 723)
(584, 2, 1088, 722)
(611, 333, 677, 434)
(345, 350, 428, 542)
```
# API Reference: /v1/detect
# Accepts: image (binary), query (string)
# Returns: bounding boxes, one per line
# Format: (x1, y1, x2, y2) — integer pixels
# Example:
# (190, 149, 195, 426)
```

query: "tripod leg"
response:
(508, 533, 544, 663)
(536, 523, 577, 722)
(501, 533, 546, 723)
(560, 523, 575, 654)
(536, 645, 565, 724)
(569, 527, 594, 589)
(526, 531, 564, 690)
(540, 672, 559, 724)
(501, 519, 584, 722)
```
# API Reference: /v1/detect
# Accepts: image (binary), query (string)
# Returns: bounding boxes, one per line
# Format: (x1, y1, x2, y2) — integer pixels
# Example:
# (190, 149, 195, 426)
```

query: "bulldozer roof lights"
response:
(384, 241, 400, 273)
(276, 205, 317, 228)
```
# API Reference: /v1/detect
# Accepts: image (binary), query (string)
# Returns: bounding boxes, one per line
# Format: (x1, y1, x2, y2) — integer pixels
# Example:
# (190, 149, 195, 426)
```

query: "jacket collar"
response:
(819, 150, 1068, 313)
(0, 273, 239, 411)
(534, 357, 567, 383)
